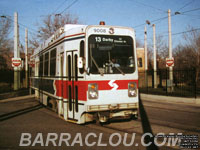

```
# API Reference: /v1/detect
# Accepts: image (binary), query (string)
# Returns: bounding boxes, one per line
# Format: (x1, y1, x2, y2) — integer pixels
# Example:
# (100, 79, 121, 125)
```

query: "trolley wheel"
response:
(96, 113, 110, 125)
(131, 114, 138, 120)
(96, 119, 104, 126)
(49, 99, 58, 113)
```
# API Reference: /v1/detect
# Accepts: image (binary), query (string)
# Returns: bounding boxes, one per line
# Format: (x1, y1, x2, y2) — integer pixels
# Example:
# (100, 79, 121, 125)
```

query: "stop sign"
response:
(12, 58, 22, 67)
(29, 60, 35, 68)
(166, 57, 174, 67)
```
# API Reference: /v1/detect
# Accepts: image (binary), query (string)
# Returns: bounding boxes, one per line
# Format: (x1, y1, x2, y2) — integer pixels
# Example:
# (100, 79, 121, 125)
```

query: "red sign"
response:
(12, 58, 22, 67)
(166, 57, 174, 67)
(29, 61, 35, 68)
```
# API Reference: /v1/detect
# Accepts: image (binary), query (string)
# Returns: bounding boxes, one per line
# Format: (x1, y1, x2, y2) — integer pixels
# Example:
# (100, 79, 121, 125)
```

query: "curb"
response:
(0, 89, 30, 100)
(140, 93, 200, 106)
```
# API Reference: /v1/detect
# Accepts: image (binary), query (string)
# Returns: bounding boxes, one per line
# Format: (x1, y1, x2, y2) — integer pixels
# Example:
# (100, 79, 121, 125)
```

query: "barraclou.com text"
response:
(19, 132, 182, 147)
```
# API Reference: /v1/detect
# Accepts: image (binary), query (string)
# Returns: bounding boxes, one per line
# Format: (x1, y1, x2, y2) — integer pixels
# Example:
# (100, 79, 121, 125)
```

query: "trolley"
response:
(30, 22, 139, 124)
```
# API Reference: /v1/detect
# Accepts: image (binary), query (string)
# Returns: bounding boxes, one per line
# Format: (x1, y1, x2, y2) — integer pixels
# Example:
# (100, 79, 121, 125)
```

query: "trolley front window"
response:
(88, 35, 135, 74)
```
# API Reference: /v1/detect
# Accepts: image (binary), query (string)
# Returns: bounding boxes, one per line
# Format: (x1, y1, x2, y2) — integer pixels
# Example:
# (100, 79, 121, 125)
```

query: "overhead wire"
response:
(1, 0, 80, 48)
(136, 27, 200, 41)
(176, 0, 194, 12)
(181, 7, 200, 14)
(133, 6, 200, 30)
(132, 0, 167, 13)
(51, 0, 70, 15)
(59, 0, 79, 15)
(133, 16, 168, 29)
(1, 14, 38, 38)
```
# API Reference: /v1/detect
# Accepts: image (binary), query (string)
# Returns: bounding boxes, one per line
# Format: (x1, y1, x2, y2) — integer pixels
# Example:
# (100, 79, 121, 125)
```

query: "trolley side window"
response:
(39, 55, 43, 76)
(44, 52, 49, 76)
(79, 40, 85, 74)
(50, 49, 56, 76)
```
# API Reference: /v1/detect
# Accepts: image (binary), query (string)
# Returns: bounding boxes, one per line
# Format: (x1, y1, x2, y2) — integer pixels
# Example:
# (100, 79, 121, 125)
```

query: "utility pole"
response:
(168, 9, 173, 91)
(25, 28, 28, 88)
(144, 26, 148, 87)
(14, 12, 20, 90)
(153, 24, 157, 88)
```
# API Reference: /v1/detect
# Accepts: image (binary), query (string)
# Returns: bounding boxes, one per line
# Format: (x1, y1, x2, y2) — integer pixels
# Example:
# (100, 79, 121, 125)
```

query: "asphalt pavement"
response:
(0, 94, 199, 150)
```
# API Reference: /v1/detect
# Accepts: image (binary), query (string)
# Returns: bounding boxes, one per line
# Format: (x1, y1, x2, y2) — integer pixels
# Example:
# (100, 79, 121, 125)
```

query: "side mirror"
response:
(78, 57, 84, 68)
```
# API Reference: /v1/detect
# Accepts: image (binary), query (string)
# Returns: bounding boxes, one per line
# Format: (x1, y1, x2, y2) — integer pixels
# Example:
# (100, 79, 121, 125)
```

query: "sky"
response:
(1, 0, 200, 49)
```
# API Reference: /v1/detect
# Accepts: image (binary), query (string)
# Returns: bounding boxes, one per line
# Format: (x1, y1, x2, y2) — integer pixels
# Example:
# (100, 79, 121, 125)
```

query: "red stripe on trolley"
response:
(55, 80, 138, 101)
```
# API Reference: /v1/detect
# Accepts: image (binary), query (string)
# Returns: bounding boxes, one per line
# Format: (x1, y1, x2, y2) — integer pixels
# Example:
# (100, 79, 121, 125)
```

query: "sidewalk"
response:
(0, 95, 35, 103)
(0, 89, 30, 100)
(140, 93, 200, 106)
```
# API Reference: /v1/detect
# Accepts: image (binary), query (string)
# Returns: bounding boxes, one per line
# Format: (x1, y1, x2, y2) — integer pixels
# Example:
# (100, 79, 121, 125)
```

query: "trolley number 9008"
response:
(94, 28, 106, 33)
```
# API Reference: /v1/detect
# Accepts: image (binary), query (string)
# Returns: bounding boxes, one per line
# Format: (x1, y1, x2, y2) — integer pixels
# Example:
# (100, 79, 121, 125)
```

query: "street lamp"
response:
(144, 20, 151, 88)
(174, 12, 181, 15)
(0, 15, 7, 18)
(144, 20, 157, 88)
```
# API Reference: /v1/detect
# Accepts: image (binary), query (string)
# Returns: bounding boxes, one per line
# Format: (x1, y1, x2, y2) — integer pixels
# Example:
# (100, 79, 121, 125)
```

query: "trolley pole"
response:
(153, 24, 157, 88)
(168, 9, 173, 91)
(14, 12, 20, 90)
(144, 26, 148, 87)
(25, 28, 28, 88)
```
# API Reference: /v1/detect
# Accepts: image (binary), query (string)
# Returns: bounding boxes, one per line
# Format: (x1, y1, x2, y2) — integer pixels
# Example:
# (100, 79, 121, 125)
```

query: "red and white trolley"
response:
(30, 22, 139, 124)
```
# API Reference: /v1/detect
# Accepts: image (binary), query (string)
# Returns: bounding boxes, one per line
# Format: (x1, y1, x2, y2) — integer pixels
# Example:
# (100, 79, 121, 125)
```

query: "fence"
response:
(0, 69, 26, 94)
(139, 69, 199, 98)
(0, 68, 199, 98)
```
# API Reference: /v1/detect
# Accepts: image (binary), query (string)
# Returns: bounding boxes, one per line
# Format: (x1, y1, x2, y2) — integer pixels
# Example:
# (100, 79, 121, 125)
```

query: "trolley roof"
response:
(32, 24, 135, 57)
(33, 24, 87, 56)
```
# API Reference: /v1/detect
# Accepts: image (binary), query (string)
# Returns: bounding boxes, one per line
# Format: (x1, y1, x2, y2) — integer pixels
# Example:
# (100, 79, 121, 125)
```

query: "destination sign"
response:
(94, 36, 128, 44)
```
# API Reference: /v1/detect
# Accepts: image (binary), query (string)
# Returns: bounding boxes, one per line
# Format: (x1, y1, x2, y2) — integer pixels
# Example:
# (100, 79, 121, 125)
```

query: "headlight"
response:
(128, 82, 137, 97)
(88, 83, 98, 99)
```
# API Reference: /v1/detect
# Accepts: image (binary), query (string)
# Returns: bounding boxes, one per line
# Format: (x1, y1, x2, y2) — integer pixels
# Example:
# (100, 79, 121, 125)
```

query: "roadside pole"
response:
(144, 26, 148, 88)
(25, 28, 28, 88)
(14, 12, 20, 90)
(153, 24, 157, 88)
(168, 9, 174, 91)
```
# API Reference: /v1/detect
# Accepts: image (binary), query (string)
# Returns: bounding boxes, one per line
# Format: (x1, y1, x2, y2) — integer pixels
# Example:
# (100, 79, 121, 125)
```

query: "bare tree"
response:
(136, 38, 143, 48)
(0, 17, 12, 69)
(182, 27, 200, 82)
(29, 13, 79, 51)
(29, 13, 79, 52)
(38, 13, 79, 40)
(0, 17, 11, 53)
(174, 45, 189, 69)
(148, 35, 168, 69)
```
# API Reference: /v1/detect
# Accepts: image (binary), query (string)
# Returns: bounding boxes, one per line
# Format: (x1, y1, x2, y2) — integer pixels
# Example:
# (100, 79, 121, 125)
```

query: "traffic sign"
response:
(12, 58, 22, 67)
(166, 57, 174, 67)
(29, 60, 35, 68)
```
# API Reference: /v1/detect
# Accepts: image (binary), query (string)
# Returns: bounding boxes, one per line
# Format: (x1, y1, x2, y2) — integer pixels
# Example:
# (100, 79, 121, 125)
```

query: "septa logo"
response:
(108, 80, 119, 90)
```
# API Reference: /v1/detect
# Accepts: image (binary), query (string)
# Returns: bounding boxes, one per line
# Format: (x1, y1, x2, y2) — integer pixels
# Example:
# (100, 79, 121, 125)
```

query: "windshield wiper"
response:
(89, 45, 104, 76)
(109, 60, 125, 75)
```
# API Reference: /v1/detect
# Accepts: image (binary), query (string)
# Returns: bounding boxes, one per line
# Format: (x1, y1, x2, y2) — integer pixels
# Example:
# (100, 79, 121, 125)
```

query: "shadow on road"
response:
(139, 94, 159, 150)
(0, 104, 43, 122)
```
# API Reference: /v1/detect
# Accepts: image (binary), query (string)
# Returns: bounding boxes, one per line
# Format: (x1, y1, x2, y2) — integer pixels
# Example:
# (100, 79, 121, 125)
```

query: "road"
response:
(0, 95, 199, 150)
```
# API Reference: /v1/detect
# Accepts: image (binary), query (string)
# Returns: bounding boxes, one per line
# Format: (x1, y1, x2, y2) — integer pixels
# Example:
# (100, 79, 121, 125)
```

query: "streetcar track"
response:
(86, 117, 199, 150)
(0, 104, 43, 122)
(132, 117, 200, 133)
(143, 100, 200, 109)
(143, 103, 200, 114)
(145, 118, 200, 133)
(87, 121, 178, 150)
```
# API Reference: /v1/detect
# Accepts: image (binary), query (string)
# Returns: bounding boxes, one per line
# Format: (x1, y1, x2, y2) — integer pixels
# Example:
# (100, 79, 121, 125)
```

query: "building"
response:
(136, 48, 145, 72)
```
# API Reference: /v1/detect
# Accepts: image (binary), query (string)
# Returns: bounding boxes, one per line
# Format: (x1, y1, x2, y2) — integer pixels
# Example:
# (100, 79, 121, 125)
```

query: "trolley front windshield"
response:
(88, 35, 135, 75)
